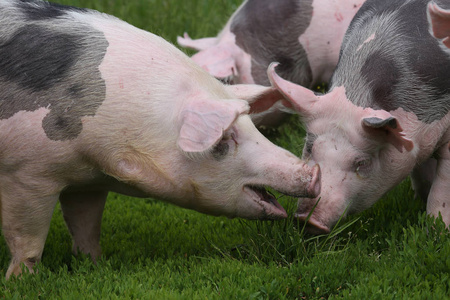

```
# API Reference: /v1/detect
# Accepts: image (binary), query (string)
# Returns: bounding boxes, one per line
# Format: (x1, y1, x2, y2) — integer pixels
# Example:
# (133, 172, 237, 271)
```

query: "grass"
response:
(1, 0, 449, 299)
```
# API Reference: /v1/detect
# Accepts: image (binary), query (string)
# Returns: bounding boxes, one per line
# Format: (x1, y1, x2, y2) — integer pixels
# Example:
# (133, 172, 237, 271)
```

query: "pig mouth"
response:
(244, 185, 287, 219)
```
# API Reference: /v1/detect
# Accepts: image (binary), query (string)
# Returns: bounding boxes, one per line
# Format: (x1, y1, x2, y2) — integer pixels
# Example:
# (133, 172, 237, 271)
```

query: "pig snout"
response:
(294, 198, 332, 235)
(276, 162, 321, 199)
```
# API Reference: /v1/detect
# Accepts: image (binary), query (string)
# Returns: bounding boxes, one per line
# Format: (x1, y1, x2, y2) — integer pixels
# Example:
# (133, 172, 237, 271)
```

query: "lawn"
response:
(1, 0, 449, 299)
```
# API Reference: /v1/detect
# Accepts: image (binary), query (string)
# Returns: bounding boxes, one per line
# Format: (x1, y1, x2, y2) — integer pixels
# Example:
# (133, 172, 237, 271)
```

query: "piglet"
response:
(0, 0, 320, 278)
(268, 0, 450, 234)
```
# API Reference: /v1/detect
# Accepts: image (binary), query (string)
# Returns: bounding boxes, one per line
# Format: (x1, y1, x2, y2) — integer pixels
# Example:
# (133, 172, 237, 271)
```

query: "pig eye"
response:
(211, 141, 229, 160)
(354, 158, 372, 178)
(211, 132, 236, 160)
(304, 133, 317, 156)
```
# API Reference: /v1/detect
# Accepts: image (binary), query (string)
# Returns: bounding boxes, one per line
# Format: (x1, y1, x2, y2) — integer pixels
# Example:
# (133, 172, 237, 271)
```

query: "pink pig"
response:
(0, 0, 320, 278)
(268, 0, 450, 234)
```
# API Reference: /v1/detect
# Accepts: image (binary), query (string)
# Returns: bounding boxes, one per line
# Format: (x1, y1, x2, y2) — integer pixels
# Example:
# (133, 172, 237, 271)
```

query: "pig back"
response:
(331, 0, 450, 125)
(230, 0, 314, 86)
(0, 1, 108, 141)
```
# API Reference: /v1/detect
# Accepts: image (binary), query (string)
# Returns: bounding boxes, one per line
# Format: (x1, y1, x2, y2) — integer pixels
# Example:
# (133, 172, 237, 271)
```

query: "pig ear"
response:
(178, 99, 249, 153)
(362, 116, 414, 153)
(225, 84, 285, 113)
(177, 33, 218, 51)
(428, 2, 450, 48)
(190, 46, 237, 80)
(267, 62, 319, 117)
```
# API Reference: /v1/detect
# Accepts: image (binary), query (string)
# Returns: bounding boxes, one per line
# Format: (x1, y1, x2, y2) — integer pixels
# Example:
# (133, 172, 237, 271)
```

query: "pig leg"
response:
(2, 191, 59, 279)
(59, 190, 108, 261)
(410, 158, 437, 202)
(426, 142, 450, 227)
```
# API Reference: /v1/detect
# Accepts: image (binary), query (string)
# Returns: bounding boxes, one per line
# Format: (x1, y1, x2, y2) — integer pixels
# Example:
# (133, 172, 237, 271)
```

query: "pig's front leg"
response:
(427, 142, 450, 227)
(411, 158, 437, 202)
(60, 190, 108, 261)
(2, 191, 59, 279)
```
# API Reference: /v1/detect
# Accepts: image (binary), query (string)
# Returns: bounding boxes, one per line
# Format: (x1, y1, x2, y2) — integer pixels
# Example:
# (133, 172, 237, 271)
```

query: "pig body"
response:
(268, 0, 450, 233)
(178, 0, 365, 87)
(0, 0, 320, 278)
(178, 0, 365, 126)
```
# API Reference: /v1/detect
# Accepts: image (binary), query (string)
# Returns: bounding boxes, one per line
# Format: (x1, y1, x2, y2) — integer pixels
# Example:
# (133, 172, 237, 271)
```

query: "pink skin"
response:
(1, 15, 320, 278)
(177, 21, 254, 84)
(268, 63, 450, 233)
(428, 2, 450, 48)
(299, 0, 366, 84)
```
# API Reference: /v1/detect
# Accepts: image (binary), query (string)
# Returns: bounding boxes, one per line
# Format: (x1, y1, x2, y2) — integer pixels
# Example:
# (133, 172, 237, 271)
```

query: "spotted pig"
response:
(0, 0, 320, 278)
(178, 0, 365, 126)
(269, 0, 450, 233)
(178, 0, 365, 87)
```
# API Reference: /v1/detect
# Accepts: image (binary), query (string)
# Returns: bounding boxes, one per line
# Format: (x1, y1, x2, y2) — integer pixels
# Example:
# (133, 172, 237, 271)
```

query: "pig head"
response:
(269, 65, 417, 233)
(0, 0, 320, 278)
(268, 0, 450, 234)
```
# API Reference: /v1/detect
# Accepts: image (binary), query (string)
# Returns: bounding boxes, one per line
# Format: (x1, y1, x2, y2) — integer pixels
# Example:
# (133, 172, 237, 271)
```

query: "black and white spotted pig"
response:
(268, 0, 450, 233)
(0, 0, 321, 278)
(178, 0, 365, 126)
(178, 0, 365, 87)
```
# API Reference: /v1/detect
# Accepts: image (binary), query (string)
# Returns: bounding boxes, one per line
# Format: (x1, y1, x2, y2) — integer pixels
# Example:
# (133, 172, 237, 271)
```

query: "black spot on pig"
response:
(0, 25, 80, 92)
(333, 0, 450, 124)
(361, 51, 401, 111)
(0, 9, 108, 141)
(341, 0, 407, 59)
(396, 0, 450, 97)
(17, 0, 86, 20)
(230, 0, 314, 87)
(42, 110, 84, 140)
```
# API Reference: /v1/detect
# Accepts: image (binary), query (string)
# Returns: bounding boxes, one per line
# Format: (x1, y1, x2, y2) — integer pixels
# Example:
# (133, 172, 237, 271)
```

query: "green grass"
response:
(1, 0, 449, 299)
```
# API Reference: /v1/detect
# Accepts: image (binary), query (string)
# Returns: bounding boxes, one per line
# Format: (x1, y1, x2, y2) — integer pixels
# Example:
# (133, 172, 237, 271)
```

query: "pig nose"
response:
(294, 212, 331, 235)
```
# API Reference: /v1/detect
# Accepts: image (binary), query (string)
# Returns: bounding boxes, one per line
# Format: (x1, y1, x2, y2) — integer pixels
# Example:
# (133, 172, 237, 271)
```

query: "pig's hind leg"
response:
(1, 190, 59, 279)
(59, 190, 107, 262)
(426, 142, 450, 228)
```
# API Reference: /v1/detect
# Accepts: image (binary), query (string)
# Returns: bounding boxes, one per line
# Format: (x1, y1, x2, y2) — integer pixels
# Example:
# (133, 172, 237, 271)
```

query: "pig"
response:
(0, 0, 320, 278)
(177, 0, 366, 87)
(177, 0, 366, 126)
(267, 0, 450, 234)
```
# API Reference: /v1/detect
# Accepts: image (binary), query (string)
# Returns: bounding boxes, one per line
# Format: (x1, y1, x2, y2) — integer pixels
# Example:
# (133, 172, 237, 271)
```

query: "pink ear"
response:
(361, 113, 414, 153)
(428, 2, 450, 48)
(177, 33, 218, 51)
(267, 63, 319, 117)
(190, 46, 237, 79)
(178, 99, 249, 153)
(225, 84, 284, 113)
